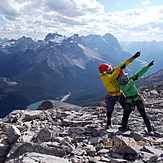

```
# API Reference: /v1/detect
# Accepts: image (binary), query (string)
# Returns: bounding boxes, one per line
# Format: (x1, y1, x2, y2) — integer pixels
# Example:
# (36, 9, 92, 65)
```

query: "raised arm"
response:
(130, 61, 154, 81)
(114, 51, 141, 70)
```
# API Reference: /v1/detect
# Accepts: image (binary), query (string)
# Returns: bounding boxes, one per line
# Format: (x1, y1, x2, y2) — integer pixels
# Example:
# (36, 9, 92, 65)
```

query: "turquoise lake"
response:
(27, 99, 60, 110)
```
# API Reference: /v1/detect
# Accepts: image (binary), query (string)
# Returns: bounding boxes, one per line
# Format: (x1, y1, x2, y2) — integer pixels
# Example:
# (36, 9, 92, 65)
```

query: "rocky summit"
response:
(0, 88, 163, 163)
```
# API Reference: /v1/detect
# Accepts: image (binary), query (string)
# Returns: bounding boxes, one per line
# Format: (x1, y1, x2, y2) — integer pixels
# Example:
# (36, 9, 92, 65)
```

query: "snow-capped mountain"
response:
(0, 33, 142, 117)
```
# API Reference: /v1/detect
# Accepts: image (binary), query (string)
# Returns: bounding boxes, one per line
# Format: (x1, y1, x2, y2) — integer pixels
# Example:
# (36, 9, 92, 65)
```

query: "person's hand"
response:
(120, 64, 126, 70)
(148, 60, 154, 67)
(133, 75, 138, 81)
(104, 94, 109, 104)
(132, 51, 141, 59)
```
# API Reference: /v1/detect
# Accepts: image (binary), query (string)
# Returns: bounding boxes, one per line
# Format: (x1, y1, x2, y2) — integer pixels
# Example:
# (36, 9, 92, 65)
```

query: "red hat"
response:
(98, 63, 112, 73)
(117, 71, 124, 79)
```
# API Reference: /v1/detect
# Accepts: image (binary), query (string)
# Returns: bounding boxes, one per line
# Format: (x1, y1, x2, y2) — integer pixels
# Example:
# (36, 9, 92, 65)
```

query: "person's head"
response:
(117, 71, 129, 84)
(98, 63, 113, 74)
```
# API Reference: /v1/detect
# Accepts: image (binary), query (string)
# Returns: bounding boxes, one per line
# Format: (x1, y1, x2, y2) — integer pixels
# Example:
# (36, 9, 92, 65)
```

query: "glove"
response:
(120, 64, 126, 70)
(132, 75, 138, 81)
(132, 51, 141, 59)
(148, 60, 154, 67)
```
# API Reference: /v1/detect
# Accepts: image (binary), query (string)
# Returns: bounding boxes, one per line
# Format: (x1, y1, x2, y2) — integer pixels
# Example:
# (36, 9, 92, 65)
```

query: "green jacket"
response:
(119, 65, 150, 103)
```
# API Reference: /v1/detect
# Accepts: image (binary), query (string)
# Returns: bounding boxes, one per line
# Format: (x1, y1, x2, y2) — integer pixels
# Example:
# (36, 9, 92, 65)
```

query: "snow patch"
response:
(1, 77, 17, 86)
(78, 44, 110, 64)
(49, 35, 67, 44)
(61, 92, 71, 102)
(72, 58, 86, 69)
(1, 41, 15, 48)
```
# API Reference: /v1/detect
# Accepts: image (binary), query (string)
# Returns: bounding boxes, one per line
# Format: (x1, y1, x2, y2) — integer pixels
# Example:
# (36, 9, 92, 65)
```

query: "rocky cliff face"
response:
(0, 87, 162, 163)
(0, 32, 143, 117)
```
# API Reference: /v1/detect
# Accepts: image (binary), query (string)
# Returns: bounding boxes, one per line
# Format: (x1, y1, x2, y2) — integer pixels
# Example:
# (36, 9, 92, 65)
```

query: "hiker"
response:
(117, 61, 154, 135)
(98, 52, 141, 129)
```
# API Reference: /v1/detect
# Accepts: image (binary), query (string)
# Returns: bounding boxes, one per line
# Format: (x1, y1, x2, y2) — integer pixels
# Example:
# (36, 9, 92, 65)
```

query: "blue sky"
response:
(98, 0, 163, 12)
(0, 0, 163, 41)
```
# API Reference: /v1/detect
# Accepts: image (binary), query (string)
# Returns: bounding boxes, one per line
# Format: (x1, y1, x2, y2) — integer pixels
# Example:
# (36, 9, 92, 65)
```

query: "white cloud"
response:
(0, 0, 162, 41)
(141, 1, 151, 6)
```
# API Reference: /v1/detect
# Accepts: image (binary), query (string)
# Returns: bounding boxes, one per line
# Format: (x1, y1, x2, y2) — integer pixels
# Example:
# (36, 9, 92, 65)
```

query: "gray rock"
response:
(88, 136, 101, 145)
(62, 119, 70, 126)
(72, 147, 86, 156)
(150, 90, 158, 95)
(141, 151, 158, 163)
(37, 100, 54, 110)
(22, 110, 43, 122)
(97, 148, 110, 154)
(7, 125, 21, 144)
(69, 127, 86, 135)
(141, 145, 163, 156)
(36, 128, 52, 142)
(112, 153, 124, 159)
(110, 158, 128, 163)
(70, 120, 92, 127)
(1, 89, 163, 163)
(0, 139, 10, 163)
(5, 152, 70, 163)
(130, 132, 146, 141)
(112, 135, 142, 161)
(83, 144, 96, 156)
(6, 142, 66, 162)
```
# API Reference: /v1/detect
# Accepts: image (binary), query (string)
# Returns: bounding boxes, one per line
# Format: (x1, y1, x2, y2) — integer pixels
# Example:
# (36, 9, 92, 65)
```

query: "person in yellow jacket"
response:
(98, 52, 141, 129)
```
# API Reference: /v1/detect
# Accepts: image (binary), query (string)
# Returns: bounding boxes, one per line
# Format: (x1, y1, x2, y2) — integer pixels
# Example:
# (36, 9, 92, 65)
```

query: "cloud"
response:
(0, 0, 19, 20)
(44, 0, 104, 18)
(141, 1, 151, 6)
(0, 0, 163, 41)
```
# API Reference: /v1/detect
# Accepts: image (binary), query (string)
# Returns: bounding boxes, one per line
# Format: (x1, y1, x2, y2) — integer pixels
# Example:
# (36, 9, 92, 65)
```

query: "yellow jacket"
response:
(100, 57, 134, 96)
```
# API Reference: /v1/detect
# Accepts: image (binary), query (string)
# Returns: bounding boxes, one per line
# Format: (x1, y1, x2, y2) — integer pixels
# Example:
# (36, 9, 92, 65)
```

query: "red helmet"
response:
(98, 63, 112, 73)
(117, 71, 124, 79)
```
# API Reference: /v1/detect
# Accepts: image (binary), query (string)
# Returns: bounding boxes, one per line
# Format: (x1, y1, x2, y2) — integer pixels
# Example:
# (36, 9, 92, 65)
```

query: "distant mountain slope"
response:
(0, 38, 8, 44)
(120, 41, 163, 74)
(0, 33, 143, 117)
(137, 69, 163, 91)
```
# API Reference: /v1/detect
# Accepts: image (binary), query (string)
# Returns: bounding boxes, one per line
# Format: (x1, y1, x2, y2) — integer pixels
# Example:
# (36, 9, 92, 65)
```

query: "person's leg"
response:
(119, 94, 126, 109)
(121, 104, 132, 130)
(136, 100, 152, 132)
(119, 95, 132, 130)
(106, 96, 116, 128)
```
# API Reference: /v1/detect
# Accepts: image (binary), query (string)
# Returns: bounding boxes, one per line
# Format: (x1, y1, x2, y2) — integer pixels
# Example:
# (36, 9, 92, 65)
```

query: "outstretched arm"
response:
(114, 51, 141, 70)
(130, 61, 154, 81)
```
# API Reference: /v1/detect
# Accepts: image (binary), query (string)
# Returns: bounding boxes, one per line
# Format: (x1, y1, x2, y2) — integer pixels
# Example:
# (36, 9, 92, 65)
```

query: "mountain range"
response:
(120, 41, 163, 74)
(0, 33, 161, 117)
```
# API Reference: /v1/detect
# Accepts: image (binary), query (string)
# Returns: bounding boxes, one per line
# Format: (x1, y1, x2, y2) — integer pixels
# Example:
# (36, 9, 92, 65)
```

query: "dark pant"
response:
(106, 94, 125, 113)
(106, 94, 125, 126)
(121, 100, 152, 132)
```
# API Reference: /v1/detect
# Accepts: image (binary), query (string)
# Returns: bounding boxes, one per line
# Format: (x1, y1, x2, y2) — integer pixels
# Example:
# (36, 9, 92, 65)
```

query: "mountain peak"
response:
(44, 33, 66, 43)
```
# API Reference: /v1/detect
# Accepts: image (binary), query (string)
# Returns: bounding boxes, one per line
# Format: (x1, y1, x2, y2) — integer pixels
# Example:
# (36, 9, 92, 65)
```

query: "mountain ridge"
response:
(0, 33, 147, 117)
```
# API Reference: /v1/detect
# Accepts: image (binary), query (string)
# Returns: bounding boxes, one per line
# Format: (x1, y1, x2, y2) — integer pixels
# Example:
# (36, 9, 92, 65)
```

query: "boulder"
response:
(6, 142, 66, 161)
(37, 100, 54, 110)
(22, 110, 43, 122)
(150, 90, 158, 95)
(110, 158, 128, 163)
(112, 135, 141, 161)
(5, 152, 70, 163)
(0, 139, 10, 163)
(141, 145, 163, 156)
(36, 128, 52, 142)
(141, 151, 158, 163)
(7, 125, 21, 144)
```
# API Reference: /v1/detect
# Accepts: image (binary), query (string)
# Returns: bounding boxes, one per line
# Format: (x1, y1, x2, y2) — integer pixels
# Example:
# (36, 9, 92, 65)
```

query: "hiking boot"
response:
(105, 125, 111, 129)
(146, 131, 155, 136)
(119, 126, 131, 132)
(105, 120, 111, 129)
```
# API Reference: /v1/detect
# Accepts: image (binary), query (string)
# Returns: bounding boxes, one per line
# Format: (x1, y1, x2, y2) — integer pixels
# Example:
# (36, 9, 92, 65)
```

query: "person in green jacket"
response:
(117, 61, 154, 135)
